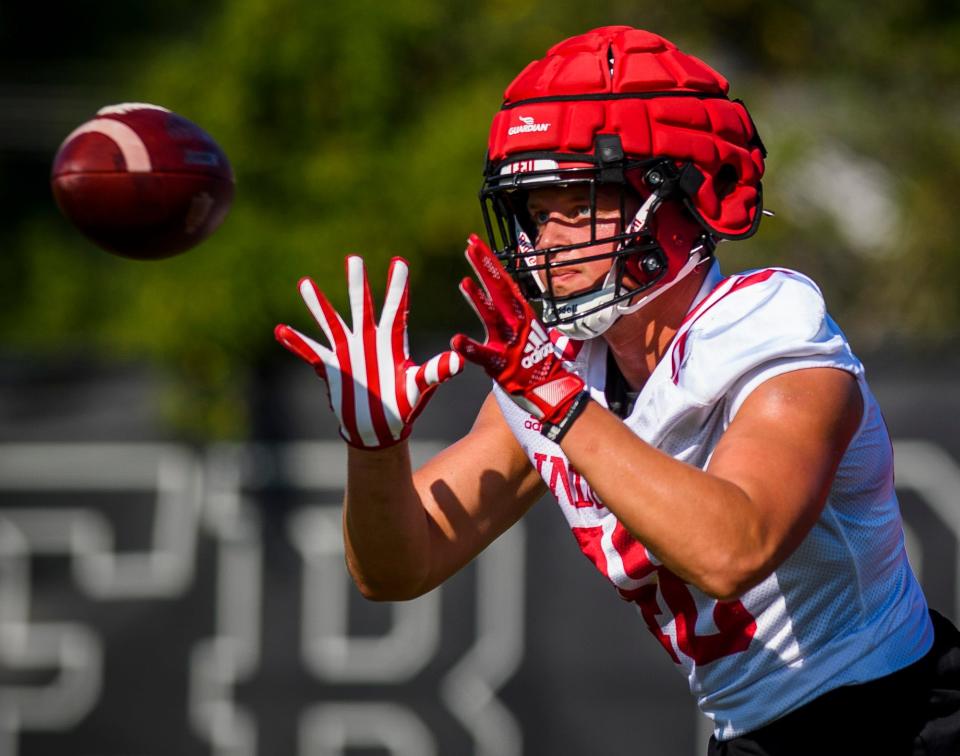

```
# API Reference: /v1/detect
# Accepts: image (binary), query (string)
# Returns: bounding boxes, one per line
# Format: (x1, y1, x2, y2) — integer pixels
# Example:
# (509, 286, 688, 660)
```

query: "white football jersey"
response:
(494, 261, 933, 739)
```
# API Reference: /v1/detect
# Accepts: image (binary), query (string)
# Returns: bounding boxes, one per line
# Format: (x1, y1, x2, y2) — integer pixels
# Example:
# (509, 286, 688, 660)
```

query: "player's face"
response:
(526, 185, 640, 297)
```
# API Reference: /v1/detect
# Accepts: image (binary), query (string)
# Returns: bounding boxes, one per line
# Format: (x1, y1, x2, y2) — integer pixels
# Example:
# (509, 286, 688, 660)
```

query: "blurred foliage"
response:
(1, 0, 959, 437)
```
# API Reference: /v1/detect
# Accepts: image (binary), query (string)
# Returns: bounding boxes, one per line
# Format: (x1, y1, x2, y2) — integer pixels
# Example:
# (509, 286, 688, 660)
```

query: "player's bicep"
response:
(413, 392, 545, 589)
(707, 367, 863, 566)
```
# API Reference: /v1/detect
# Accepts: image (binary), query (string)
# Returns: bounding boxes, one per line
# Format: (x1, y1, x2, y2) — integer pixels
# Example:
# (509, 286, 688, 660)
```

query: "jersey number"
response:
(576, 522, 757, 665)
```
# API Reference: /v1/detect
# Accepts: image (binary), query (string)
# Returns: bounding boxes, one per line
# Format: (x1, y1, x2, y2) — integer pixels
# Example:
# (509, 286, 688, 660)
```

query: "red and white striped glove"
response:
(451, 235, 589, 442)
(275, 256, 463, 450)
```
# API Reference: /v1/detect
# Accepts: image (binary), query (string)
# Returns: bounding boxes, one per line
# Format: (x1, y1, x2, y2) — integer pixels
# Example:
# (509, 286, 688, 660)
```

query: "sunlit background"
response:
(2, 2, 959, 755)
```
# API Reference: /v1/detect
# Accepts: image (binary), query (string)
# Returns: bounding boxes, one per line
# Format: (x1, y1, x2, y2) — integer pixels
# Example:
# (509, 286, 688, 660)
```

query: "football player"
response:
(276, 26, 960, 755)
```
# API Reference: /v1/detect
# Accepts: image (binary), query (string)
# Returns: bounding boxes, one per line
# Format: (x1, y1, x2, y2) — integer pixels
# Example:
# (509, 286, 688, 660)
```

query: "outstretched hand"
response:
(451, 234, 585, 428)
(276, 256, 462, 449)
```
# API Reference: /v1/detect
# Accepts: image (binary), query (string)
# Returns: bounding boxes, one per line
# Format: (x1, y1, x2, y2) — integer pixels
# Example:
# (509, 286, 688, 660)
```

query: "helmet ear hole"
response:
(714, 163, 739, 201)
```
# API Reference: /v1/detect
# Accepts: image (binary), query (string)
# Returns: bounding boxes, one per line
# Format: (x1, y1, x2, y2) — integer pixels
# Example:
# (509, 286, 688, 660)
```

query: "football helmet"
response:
(480, 26, 767, 339)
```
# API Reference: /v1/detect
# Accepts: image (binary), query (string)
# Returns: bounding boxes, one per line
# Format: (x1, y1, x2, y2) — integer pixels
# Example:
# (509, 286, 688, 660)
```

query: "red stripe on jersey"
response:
(571, 526, 607, 575)
(671, 269, 788, 384)
(611, 520, 657, 580)
(626, 584, 682, 664)
(606, 523, 681, 661)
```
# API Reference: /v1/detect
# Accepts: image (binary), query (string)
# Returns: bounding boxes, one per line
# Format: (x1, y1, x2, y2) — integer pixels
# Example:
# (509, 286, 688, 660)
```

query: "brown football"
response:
(51, 103, 235, 260)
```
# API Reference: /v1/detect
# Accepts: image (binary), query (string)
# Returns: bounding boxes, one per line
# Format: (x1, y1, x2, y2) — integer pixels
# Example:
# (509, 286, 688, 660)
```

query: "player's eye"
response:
(532, 210, 550, 225)
(575, 205, 591, 218)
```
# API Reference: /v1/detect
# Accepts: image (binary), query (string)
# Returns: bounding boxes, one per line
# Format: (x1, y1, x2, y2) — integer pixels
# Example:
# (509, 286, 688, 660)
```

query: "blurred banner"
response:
(1, 355, 958, 756)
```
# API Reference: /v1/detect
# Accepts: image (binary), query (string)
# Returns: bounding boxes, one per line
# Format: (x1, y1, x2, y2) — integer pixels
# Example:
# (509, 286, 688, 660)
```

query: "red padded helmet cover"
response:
(487, 27, 765, 239)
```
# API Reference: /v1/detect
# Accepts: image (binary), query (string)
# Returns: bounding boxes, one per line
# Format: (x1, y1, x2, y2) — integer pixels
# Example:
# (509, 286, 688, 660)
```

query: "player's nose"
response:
(535, 216, 582, 252)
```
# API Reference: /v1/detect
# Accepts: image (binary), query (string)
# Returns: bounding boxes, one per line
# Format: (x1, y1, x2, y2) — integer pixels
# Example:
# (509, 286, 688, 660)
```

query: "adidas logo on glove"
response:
(521, 322, 553, 369)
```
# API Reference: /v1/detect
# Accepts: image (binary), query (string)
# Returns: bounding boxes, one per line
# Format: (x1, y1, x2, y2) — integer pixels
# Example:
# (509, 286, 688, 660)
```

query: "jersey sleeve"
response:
(671, 269, 863, 421)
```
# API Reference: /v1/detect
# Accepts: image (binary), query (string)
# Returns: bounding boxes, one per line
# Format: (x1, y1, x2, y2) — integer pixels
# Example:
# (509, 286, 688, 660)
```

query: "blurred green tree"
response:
(1, 0, 958, 437)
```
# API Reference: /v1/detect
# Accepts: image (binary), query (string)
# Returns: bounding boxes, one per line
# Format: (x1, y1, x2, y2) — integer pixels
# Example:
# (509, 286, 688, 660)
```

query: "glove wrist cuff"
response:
(341, 424, 411, 451)
(540, 391, 591, 444)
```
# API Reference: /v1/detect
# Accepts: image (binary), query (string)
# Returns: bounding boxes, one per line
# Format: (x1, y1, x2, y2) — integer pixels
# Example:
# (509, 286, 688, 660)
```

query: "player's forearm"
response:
(560, 402, 771, 600)
(343, 442, 435, 601)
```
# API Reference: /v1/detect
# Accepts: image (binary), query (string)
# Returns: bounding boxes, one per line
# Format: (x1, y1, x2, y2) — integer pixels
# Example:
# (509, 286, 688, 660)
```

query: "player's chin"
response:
(539, 276, 575, 297)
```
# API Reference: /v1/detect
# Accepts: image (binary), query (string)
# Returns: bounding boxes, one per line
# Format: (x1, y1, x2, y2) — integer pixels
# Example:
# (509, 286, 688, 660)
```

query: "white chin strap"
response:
(517, 190, 706, 341)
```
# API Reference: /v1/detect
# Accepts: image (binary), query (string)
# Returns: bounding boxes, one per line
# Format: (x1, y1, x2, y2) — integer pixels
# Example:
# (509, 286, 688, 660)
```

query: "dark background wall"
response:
(1, 351, 957, 756)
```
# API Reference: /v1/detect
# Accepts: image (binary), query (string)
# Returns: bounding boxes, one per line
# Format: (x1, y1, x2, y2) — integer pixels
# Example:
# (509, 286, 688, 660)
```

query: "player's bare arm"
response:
(559, 366, 863, 600)
(343, 392, 545, 600)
